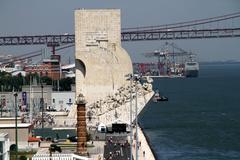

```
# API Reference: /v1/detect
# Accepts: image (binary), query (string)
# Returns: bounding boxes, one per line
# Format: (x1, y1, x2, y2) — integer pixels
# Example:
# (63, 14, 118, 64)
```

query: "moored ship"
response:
(184, 61, 199, 77)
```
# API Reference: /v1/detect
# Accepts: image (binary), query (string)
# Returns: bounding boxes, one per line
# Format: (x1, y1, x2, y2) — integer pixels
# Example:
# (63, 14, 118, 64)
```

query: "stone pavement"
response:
(132, 126, 155, 160)
(87, 141, 105, 159)
(103, 135, 131, 160)
(36, 140, 105, 159)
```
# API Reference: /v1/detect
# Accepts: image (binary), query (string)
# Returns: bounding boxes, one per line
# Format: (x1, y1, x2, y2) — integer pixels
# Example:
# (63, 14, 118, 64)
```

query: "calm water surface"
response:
(139, 63, 240, 160)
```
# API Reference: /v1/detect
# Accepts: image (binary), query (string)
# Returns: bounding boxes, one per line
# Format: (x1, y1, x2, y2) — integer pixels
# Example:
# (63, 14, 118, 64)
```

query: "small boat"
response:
(153, 90, 168, 102)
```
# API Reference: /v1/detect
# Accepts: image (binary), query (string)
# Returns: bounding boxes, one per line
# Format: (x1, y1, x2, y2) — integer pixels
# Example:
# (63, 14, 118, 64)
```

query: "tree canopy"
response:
(0, 71, 75, 92)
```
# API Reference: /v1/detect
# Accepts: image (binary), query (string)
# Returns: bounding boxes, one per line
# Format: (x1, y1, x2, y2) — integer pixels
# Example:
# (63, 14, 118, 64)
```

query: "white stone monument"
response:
(75, 9, 133, 103)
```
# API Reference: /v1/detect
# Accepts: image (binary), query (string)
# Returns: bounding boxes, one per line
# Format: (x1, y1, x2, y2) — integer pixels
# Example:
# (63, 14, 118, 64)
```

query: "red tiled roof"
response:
(28, 136, 40, 142)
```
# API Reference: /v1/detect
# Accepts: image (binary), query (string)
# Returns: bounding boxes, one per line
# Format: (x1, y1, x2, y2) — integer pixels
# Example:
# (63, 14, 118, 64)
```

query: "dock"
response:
(132, 126, 156, 160)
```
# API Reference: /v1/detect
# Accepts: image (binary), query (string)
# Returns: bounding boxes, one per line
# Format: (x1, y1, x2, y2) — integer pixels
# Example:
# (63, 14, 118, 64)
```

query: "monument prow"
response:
(75, 9, 133, 103)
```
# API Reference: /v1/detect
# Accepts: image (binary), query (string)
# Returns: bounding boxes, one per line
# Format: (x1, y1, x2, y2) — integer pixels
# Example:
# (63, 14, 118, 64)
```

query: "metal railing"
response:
(32, 153, 93, 160)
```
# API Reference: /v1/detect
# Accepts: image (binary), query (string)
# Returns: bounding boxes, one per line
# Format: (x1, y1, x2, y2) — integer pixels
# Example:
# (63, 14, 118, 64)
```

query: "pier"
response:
(132, 126, 155, 160)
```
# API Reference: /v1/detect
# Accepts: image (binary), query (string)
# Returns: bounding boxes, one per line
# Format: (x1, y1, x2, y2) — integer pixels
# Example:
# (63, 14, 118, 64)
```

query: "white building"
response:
(0, 64, 24, 74)
(0, 85, 76, 114)
(61, 63, 75, 78)
(0, 133, 10, 160)
(0, 123, 32, 147)
(22, 84, 52, 112)
(0, 92, 20, 117)
(51, 91, 75, 111)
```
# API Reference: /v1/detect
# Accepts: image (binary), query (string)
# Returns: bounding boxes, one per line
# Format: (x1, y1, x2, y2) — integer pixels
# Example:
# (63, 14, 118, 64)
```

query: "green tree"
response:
(41, 76, 52, 85)
(0, 71, 75, 92)
(19, 155, 27, 160)
(59, 77, 74, 91)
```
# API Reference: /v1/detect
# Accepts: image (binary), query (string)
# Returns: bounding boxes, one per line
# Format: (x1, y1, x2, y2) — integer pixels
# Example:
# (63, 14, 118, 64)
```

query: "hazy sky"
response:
(0, 0, 240, 63)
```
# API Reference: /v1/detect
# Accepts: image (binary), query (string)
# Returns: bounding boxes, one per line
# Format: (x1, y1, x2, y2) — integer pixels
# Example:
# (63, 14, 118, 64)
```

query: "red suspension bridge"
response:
(0, 11, 240, 46)
(0, 11, 240, 64)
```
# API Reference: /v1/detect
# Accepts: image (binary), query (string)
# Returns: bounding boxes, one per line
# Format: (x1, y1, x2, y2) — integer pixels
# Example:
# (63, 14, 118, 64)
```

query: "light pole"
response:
(14, 92, 18, 160)
(41, 84, 44, 129)
(134, 74, 141, 160)
(0, 97, 2, 117)
(135, 79, 139, 160)
(130, 74, 133, 160)
(126, 73, 133, 160)
(29, 74, 32, 124)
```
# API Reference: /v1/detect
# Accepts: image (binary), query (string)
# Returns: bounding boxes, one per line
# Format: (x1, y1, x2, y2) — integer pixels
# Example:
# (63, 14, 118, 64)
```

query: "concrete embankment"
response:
(132, 126, 156, 160)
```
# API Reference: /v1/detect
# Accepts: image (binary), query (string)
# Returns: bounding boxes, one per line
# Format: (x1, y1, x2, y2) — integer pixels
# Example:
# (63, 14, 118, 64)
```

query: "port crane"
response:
(142, 42, 195, 76)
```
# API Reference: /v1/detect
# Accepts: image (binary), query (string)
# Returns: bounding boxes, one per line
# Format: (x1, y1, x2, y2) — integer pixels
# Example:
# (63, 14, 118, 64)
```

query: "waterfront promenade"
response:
(132, 126, 155, 160)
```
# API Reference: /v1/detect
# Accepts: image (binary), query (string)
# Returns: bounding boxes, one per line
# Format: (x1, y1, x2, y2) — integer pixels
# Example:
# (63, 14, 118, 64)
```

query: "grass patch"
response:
(10, 150, 37, 160)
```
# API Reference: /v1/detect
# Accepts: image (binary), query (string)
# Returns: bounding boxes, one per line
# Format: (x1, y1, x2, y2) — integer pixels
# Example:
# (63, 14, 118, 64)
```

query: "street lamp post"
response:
(29, 74, 32, 124)
(126, 73, 133, 160)
(126, 73, 141, 160)
(41, 84, 44, 129)
(130, 74, 133, 160)
(0, 98, 2, 117)
(135, 79, 139, 160)
(14, 92, 18, 160)
(134, 74, 141, 160)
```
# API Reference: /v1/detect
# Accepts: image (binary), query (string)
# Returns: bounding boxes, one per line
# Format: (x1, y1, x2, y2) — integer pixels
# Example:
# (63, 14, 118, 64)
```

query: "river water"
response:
(139, 63, 240, 160)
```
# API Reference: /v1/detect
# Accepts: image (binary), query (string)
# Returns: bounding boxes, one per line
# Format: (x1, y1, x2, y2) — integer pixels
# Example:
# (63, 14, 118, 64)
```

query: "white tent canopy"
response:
(97, 123, 106, 132)
(105, 119, 129, 126)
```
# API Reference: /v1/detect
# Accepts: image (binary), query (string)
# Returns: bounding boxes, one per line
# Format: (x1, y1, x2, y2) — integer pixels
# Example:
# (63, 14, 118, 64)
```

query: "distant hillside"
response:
(200, 60, 240, 65)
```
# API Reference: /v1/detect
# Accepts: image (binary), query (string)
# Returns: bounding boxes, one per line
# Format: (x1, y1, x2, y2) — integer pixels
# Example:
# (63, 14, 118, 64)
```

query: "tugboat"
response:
(152, 90, 168, 102)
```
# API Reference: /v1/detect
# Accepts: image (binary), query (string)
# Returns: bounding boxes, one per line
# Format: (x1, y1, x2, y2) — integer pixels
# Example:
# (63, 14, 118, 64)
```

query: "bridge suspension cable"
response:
(0, 12, 240, 45)
(0, 44, 74, 66)
(122, 11, 240, 32)
(0, 49, 42, 63)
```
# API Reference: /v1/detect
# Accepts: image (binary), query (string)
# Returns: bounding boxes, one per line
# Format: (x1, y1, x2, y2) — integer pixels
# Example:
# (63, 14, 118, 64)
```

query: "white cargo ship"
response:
(184, 61, 199, 77)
